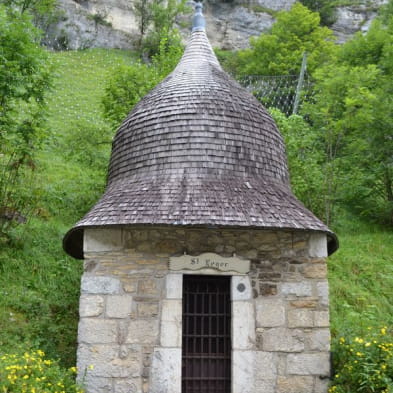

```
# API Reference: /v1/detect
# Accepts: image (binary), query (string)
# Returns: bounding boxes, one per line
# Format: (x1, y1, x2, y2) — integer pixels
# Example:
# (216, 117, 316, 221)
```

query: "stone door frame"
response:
(150, 270, 256, 393)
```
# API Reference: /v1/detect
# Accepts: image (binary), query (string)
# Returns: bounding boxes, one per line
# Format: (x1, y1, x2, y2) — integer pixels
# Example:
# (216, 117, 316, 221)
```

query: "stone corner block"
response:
(78, 318, 118, 344)
(287, 353, 330, 376)
(308, 233, 327, 258)
(314, 311, 330, 327)
(231, 276, 252, 301)
(79, 295, 105, 317)
(84, 228, 123, 253)
(165, 273, 183, 299)
(81, 275, 121, 294)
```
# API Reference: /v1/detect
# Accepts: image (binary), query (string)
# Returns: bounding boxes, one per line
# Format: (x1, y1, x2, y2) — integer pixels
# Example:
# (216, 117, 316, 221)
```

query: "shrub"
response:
(330, 327, 393, 393)
(0, 349, 84, 393)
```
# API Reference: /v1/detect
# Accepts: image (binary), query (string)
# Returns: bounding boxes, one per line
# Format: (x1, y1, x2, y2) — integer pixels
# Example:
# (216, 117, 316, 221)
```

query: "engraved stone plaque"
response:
(169, 253, 250, 274)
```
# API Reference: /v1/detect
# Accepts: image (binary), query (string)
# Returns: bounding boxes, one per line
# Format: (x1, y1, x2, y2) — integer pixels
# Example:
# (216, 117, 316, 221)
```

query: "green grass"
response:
(0, 47, 392, 368)
(330, 214, 393, 337)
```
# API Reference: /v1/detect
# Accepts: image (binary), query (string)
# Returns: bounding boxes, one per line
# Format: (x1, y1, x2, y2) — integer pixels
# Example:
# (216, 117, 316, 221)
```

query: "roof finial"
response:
(192, 1, 205, 32)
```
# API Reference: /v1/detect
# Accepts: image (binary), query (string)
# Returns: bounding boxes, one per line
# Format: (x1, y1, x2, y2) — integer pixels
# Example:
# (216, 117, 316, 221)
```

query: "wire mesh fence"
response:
(237, 73, 313, 116)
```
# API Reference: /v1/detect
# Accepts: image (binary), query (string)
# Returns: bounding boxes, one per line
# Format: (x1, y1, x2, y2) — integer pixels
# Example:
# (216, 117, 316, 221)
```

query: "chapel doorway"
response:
(182, 275, 231, 393)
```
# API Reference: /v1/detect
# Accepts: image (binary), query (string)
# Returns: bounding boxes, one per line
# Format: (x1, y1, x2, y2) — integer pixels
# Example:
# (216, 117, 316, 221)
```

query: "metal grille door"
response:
(182, 275, 231, 393)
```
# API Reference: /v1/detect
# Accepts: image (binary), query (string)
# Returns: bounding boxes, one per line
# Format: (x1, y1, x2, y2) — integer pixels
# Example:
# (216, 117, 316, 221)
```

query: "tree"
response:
(235, 2, 337, 77)
(132, 0, 189, 58)
(303, 9, 393, 225)
(0, 5, 52, 235)
(299, 0, 337, 26)
(270, 109, 326, 221)
(0, 0, 59, 32)
(102, 30, 183, 128)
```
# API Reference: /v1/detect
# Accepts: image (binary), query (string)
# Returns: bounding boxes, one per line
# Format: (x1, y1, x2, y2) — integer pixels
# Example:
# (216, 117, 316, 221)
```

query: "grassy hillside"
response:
(330, 214, 393, 336)
(0, 48, 133, 366)
(0, 48, 392, 369)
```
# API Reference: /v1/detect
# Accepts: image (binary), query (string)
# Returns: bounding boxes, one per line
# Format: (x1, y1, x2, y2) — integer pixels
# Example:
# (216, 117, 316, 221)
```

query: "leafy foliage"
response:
(102, 31, 183, 127)
(235, 3, 337, 76)
(299, 0, 337, 26)
(330, 328, 393, 393)
(0, 5, 52, 236)
(0, 350, 84, 392)
(303, 8, 393, 225)
(132, 0, 189, 57)
(270, 109, 326, 220)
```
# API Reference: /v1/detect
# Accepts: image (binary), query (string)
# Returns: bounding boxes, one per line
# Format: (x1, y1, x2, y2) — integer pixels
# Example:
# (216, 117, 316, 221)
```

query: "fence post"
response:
(293, 52, 307, 115)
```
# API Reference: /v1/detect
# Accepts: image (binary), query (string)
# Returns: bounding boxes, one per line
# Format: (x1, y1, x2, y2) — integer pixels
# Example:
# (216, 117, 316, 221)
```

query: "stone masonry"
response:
(78, 227, 330, 393)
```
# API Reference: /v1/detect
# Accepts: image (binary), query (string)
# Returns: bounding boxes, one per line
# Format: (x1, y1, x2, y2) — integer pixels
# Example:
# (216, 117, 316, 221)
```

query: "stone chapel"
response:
(63, 3, 339, 393)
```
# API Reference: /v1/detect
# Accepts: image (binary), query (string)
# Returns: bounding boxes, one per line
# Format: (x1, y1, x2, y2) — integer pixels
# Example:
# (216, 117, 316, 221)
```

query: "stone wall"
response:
(78, 226, 330, 393)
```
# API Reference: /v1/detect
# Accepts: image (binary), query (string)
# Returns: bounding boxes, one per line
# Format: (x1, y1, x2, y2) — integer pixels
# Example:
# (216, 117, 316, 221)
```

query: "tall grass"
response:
(330, 213, 393, 337)
(0, 48, 134, 366)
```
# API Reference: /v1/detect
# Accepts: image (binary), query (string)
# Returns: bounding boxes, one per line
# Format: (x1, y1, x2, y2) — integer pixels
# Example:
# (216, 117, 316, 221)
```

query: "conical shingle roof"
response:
(63, 13, 338, 259)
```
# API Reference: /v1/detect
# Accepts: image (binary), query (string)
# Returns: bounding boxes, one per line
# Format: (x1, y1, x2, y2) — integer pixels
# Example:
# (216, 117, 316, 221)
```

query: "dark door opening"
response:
(182, 275, 231, 393)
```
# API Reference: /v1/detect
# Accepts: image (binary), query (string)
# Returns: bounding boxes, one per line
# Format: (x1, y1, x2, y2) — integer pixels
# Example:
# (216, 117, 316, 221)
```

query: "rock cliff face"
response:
(46, 0, 387, 50)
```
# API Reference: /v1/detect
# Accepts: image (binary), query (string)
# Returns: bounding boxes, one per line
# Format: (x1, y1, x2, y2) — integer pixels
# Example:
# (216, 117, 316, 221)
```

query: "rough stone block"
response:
(232, 301, 255, 350)
(160, 300, 182, 347)
(126, 320, 159, 344)
(277, 376, 314, 393)
(314, 311, 330, 327)
(78, 319, 118, 344)
(315, 377, 330, 393)
(255, 351, 277, 380)
(232, 351, 255, 393)
(114, 378, 140, 393)
(288, 309, 314, 328)
(287, 353, 330, 376)
(232, 276, 252, 301)
(306, 329, 330, 351)
(106, 295, 132, 318)
(303, 264, 327, 279)
(123, 279, 138, 293)
(77, 374, 113, 393)
(255, 380, 275, 393)
(308, 234, 327, 258)
(290, 299, 318, 308)
(77, 344, 140, 378)
(256, 298, 285, 327)
(262, 328, 304, 352)
(150, 348, 181, 393)
(137, 303, 159, 317)
(79, 295, 104, 317)
(316, 282, 329, 307)
(281, 282, 312, 297)
(84, 228, 123, 252)
(138, 279, 159, 296)
(165, 273, 183, 299)
(81, 275, 121, 295)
